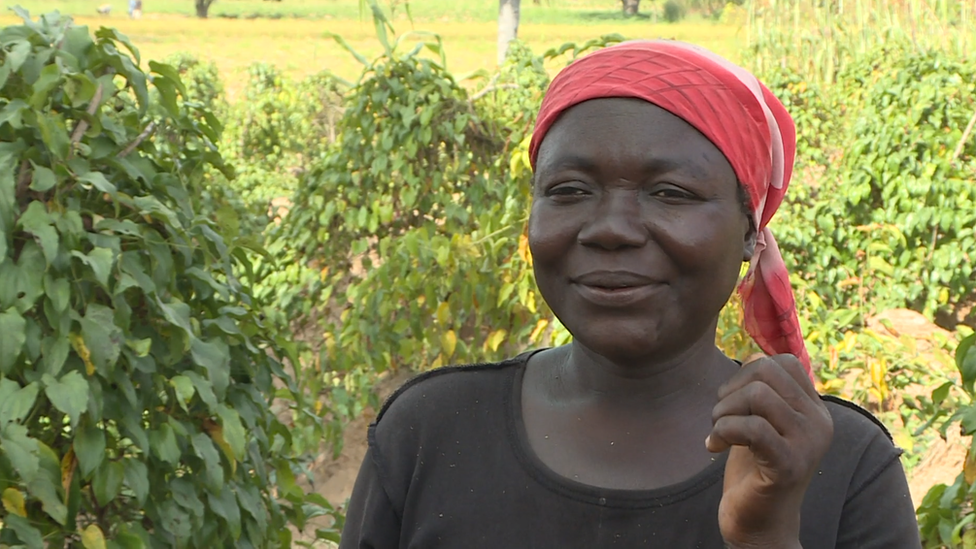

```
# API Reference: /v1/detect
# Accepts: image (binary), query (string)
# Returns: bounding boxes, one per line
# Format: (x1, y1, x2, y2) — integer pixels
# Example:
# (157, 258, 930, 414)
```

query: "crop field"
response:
(0, 0, 743, 95)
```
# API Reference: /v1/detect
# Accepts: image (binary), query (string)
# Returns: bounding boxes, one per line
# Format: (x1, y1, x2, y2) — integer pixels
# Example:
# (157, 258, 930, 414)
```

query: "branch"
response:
(69, 83, 105, 151)
(118, 122, 157, 158)
(15, 159, 31, 198)
(951, 110, 976, 164)
(470, 83, 519, 101)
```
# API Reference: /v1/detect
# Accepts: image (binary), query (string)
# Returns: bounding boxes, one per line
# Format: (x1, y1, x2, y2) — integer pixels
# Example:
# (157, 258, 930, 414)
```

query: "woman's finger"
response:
(718, 355, 818, 412)
(711, 380, 805, 437)
(706, 415, 794, 471)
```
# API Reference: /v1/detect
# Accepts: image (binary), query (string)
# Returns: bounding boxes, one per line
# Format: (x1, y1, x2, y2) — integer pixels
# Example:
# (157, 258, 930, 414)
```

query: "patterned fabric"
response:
(528, 40, 813, 379)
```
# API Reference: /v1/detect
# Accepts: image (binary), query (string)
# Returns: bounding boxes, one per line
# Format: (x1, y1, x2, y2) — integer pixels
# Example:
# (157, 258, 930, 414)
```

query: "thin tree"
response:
(498, 0, 520, 65)
(195, 0, 215, 17)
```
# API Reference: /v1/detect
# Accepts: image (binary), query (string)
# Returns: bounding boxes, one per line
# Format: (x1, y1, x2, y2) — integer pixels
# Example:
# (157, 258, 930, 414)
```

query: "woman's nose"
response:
(576, 191, 647, 250)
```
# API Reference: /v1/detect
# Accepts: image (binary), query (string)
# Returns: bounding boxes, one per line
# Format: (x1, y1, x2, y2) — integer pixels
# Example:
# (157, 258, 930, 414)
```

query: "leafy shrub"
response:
(916, 333, 976, 547)
(0, 10, 335, 547)
(663, 0, 687, 22)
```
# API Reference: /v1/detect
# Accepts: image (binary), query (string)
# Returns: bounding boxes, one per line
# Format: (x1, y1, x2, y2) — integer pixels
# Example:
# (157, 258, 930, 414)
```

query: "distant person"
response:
(128, 0, 142, 19)
(339, 40, 921, 548)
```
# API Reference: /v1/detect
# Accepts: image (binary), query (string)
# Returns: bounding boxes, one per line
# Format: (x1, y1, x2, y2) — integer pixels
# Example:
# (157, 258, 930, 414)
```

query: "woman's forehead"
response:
(534, 98, 732, 179)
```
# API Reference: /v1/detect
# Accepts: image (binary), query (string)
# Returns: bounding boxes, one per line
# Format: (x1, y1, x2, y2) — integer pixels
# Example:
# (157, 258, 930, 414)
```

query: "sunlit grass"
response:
(0, 5, 743, 98)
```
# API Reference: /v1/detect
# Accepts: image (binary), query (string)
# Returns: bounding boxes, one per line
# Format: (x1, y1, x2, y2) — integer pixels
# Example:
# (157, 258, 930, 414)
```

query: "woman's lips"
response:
(573, 282, 665, 307)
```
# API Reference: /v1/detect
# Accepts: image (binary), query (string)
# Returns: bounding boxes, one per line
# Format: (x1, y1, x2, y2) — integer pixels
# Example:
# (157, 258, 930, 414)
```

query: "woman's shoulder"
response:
(820, 394, 897, 450)
(371, 352, 532, 433)
(815, 394, 904, 499)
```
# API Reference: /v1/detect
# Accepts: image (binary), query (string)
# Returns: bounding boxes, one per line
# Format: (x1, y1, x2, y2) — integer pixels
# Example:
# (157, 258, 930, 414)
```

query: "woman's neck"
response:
(549, 336, 739, 415)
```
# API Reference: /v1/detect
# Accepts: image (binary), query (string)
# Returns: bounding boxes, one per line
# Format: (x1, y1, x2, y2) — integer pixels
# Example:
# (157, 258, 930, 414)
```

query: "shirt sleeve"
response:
(835, 432, 921, 549)
(339, 447, 401, 549)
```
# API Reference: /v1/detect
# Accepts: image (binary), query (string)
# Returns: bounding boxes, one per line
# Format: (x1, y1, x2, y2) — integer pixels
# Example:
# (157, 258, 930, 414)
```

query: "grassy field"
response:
(0, 0, 744, 97)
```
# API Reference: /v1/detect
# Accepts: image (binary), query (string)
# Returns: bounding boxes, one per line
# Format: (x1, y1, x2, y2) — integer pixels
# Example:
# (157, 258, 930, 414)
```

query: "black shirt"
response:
(340, 353, 921, 548)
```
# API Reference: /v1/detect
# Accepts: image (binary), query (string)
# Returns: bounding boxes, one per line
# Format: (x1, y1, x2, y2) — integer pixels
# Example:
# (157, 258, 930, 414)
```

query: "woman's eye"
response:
(651, 187, 695, 200)
(547, 185, 588, 197)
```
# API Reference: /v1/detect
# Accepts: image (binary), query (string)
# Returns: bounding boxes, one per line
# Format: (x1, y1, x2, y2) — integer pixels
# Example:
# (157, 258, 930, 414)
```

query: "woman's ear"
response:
(742, 216, 757, 262)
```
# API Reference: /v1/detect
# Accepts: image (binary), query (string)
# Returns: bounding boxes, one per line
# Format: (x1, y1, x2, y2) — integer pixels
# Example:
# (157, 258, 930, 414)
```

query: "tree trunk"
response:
(498, 0, 520, 65)
(195, 0, 212, 18)
(621, 0, 641, 16)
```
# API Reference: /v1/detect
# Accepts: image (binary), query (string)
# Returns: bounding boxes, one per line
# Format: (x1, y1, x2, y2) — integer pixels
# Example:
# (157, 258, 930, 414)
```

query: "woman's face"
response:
(529, 98, 755, 363)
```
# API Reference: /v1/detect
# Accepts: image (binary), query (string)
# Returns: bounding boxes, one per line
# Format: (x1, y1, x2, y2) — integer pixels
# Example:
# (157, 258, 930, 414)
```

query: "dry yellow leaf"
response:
(80, 524, 107, 549)
(486, 329, 507, 352)
(965, 448, 976, 485)
(441, 330, 457, 358)
(69, 333, 96, 376)
(436, 301, 450, 326)
(529, 319, 549, 342)
(2, 487, 27, 517)
(61, 447, 78, 494)
(203, 419, 237, 475)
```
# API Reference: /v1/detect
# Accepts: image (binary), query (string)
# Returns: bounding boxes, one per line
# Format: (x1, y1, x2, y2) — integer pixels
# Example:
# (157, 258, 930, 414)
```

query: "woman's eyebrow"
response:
(540, 154, 599, 173)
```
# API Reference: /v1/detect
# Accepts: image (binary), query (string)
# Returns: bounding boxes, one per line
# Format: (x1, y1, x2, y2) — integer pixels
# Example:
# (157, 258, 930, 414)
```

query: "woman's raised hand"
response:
(706, 355, 833, 549)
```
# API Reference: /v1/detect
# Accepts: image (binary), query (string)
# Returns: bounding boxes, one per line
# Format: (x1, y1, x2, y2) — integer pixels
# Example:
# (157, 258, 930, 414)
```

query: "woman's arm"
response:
(835, 440, 921, 548)
(339, 448, 401, 549)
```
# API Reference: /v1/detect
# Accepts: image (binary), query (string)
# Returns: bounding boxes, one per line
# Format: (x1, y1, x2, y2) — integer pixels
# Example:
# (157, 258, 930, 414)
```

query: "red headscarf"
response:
(528, 40, 813, 379)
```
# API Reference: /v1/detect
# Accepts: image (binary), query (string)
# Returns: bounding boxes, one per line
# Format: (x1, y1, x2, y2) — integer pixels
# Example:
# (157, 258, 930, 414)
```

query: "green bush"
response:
(663, 0, 687, 22)
(0, 10, 336, 547)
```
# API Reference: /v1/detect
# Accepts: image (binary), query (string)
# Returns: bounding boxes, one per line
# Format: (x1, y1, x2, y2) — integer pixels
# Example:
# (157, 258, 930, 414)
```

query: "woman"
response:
(340, 41, 920, 548)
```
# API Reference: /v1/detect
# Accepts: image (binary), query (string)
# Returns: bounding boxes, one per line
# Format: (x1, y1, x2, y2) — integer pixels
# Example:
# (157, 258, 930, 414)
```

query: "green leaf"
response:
(185, 370, 217, 410)
(959, 334, 976, 394)
(207, 484, 242, 539)
(121, 412, 149, 453)
(275, 459, 302, 499)
(45, 274, 71, 313)
(36, 110, 70, 160)
(42, 371, 89, 427)
(80, 303, 122, 375)
(2, 513, 43, 549)
(125, 337, 152, 357)
(31, 63, 62, 108)
(0, 99, 28, 130)
(170, 374, 195, 411)
(0, 379, 39, 427)
(72, 247, 115, 288)
(41, 333, 70, 377)
(123, 458, 149, 504)
(191, 338, 230, 398)
(0, 423, 40, 482)
(152, 73, 180, 118)
(148, 61, 188, 96)
(170, 477, 204, 517)
(325, 32, 370, 67)
(156, 298, 193, 350)
(191, 432, 223, 490)
(92, 459, 124, 506)
(27, 474, 67, 525)
(18, 201, 58, 266)
(74, 420, 107, 478)
(5, 40, 32, 73)
(150, 422, 180, 465)
(216, 405, 246, 459)
(29, 163, 56, 192)
(79, 172, 118, 198)
(95, 27, 142, 65)
(0, 307, 27, 374)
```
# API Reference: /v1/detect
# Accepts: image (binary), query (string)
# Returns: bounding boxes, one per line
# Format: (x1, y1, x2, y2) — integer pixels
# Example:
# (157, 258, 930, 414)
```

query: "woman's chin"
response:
(570, 327, 685, 364)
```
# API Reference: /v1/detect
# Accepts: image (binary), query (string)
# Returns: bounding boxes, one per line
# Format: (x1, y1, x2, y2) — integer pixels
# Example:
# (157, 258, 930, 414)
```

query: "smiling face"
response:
(529, 98, 756, 364)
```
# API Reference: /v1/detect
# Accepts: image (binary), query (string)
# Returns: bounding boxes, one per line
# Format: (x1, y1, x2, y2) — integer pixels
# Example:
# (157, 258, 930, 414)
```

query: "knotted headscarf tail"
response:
(528, 40, 814, 380)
